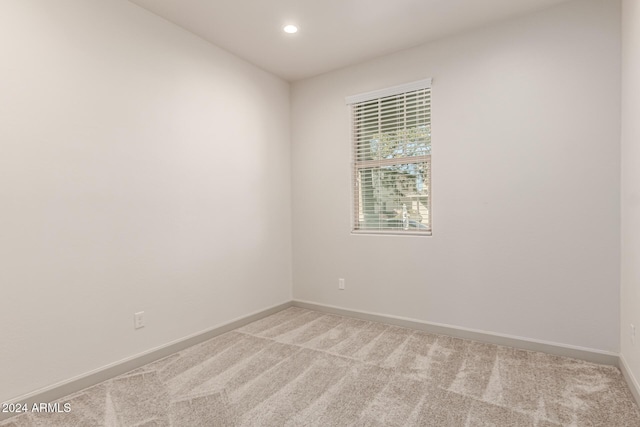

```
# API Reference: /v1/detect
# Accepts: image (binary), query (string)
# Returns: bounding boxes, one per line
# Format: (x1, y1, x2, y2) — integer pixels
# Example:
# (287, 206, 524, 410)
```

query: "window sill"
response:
(351, 230, 432, 237)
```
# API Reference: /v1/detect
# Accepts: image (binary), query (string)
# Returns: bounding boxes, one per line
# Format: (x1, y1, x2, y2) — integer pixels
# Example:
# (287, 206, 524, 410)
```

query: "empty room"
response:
(1, 0, 640, 425)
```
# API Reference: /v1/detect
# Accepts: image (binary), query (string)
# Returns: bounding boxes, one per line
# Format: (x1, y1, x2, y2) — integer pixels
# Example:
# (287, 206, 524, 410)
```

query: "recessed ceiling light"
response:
(283, 25, 298, 34)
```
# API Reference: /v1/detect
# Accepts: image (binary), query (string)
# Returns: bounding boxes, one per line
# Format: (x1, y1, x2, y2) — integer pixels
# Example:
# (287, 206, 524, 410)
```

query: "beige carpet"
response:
(2, 307, 639, 426)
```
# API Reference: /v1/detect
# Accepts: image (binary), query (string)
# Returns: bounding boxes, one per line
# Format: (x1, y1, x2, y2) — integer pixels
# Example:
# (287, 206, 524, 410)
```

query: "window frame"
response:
(346, 79, 432, 237)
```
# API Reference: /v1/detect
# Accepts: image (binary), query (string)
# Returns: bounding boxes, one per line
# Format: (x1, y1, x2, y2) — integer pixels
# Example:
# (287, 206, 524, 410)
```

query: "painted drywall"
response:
(621, 0, 640, 392)
(291, 0, 621, 352)
(0, 0, 291, 403)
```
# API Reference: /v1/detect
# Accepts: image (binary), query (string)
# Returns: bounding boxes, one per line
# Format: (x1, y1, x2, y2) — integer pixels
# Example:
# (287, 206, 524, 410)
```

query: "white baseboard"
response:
(0, 300, 293, 423)
(292, 300, 619, 366)
(620, 354, 640, 408)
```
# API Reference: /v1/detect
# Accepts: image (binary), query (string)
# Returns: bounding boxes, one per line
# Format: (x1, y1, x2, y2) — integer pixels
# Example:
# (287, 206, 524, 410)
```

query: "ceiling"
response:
(129, 0, 572, 82)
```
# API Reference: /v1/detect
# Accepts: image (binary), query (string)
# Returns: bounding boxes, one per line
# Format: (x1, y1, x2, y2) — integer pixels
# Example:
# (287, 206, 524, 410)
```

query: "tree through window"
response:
(347, 79, 432, 235)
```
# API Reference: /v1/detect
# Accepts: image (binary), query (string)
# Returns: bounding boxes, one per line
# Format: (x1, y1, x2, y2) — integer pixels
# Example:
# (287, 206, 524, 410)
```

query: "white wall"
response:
(291, 0, 621, 352)
(621, 0, 640, 392)
(0, 0, 291, 402)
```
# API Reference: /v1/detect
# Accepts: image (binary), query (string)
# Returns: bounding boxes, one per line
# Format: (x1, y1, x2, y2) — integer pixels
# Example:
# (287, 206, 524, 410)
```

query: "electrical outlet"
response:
(134, 311, 145, 329)
(338, 278, 345, 290)
(631, 324, 636, 345)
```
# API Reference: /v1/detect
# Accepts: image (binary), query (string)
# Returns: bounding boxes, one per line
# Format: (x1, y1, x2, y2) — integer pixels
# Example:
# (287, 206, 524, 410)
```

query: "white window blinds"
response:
(347, 79, 432, 235)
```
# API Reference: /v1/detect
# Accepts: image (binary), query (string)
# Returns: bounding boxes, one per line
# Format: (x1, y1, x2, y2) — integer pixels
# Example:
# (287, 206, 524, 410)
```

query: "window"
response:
(346, 79, 432, 235)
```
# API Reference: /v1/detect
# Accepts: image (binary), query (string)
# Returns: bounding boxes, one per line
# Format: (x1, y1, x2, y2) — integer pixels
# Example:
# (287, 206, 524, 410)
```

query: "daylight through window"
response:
(347, 79, 432, 235)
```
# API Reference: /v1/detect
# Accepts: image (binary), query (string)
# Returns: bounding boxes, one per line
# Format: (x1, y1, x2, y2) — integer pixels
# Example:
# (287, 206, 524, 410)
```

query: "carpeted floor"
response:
(2, 307, 640, 426)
